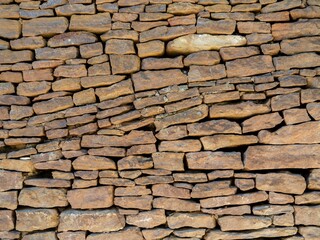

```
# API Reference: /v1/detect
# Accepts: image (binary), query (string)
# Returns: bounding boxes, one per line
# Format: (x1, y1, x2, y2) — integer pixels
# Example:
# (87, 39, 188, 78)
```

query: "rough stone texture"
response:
(167, 213, 216, 229)
(126, 209, 166, 228)
(218, 215, 272, 231)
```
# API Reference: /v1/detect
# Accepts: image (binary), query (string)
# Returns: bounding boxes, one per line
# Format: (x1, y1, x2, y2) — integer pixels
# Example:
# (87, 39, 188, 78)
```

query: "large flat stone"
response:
(218, 216, 272, 231)
(0, 50, 33, 64)
(87, 227, 144, 240)
(295, 206, 320, 226)
(167, 34, 246, 55)
(69, 13, 111, 33)
(187, 119, 241, 136)
(245, 144, 320, 170)
(22, 17, 68, 37)
(72, 155, 116, 170)
(153, 197, 200, 212)
(201, 135, 258, 151)
(280, 36, 320, 55)
(48, 32, 97, 47)
(58, 209, 125, 232)
(126, 209, 166, 228)
(167, 213, 216, 229)
(273, 53, 320, 70)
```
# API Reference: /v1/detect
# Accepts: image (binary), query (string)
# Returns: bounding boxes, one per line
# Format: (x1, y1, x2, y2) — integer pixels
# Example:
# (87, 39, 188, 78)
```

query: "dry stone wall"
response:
(0, 0, 320, 239)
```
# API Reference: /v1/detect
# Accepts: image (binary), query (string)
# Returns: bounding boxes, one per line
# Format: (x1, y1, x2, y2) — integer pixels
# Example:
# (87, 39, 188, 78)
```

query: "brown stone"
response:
(261, 0, 301, 13)
(24, 178, 70, 188)
(34, 160, 71, 172)
(140, 13, 173, 21)
(0, 210, 14, 231)
(0, 71, 23, 83)
(17, 81, 51, 97)
(132, 21, 167, 32)
(302, 89, 320, 104)
(0, 20, 20, 40)
(203, 91, 240, 103)
(95, 80, 134, 101)
(152, 152, 184, 171)
(291, 5, 320, 19)
(152, 184, 190, 199)
(126, 209, 166, 228)
(11, 36, 44, 50)
(210, 102, 270, 119)
(197, 18, 236, 34)
(0, 170, 23, 192)
(101, 29, 139, 42)
(142, 56, 183, 70)
(18, 187, 67, 208)
(118, 156, 153, 170)
(67, 186, 113, 209)
(186, 151, 242, 170)
(218, 215, 271, 231)
(295, 206, 320, 226)
(0, 191, 17, 210)
(135, 175, 173, 185)
(118, 0, 148, 6)
(188, 119, 241, 136)
(155, 105, 208, 131)
(153, 197, 200, 212)
(202, 205, 251, 216)
(168, 14, 196, 26)
(220, 46, 259, 61)
(168, 213, 215, 229)
(308, 169, 320, 190)
(253, 205, 294, 216)
(48, 32, 97, 48)
(0, 82, 14, 96)
(137, 40, 165, 58)
(81, 75, 125, 89)
(73, 155, 116, 170)
(271, 92, 300, 111)
(54, 64, 87, 78)
(57, 232, 86, 240)
(256, 173, 306, 195)
(201, 135, 258, 151)
(295, 192, 320, 205)
(55, 3, 95, 16)
(114, 196, 153, 210)
(184, 51, 220, 66)
(156, 125, 188, 140)
(33, 96, 74, 114)
(16, 209, 59, 231)
(110, 55, 140, 74)
(59, 209, 125, 232)
(105, 39, 135, 55)
(269, 192, 294, 205)
(69, 13, 111, 33)
(237, 21, 270, 34)
(200, 191, 268, 208)
(87, 227, 144, 240)
(191, 181, 237, 198)
(159, 140, 202, 152)
(299, 226, 320, 240)
(280, 36, 320, 55)
(23, 69, 53, 82)
(142, 228, 172, 240)
(168, 2, 204, 14)
(35, 47, 78, 60)
(274, 53, 320, 71)
(188, 64, 226, 82)
(242, 112, 283, 133)
(115, 186, 151, 196)
(127, 144, 156, 155)
(0, 4, 19, 18)
(52, 78, 81, 92)
(22, 17, 68, 37)
(0, 50, 33, 64)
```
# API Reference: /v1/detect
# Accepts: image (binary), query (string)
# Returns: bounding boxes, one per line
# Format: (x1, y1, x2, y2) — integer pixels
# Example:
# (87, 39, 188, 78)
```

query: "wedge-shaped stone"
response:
(261, 0, 301, 13)
(201, 135, 258, 151)
(152, 184, 190, 199)
(242, 112, 283, 133)
(280, 36, 320, 55)
(272, 20, 320, 41)
(167, 34, 246, 55)
(16, 209, 59, 231)
(210, 102, 270, 119)
(0, 191, 17, 210)
(22, 17, 68, 37)
(95, 80, 133, 101)
(200, 191, 268, 208)
(70, 13, 111, 33)
(114, 196, 153, 210)
(0, 19, 21, 39)
(35, 47, 78, 60)
(295, 206, 320, 226)
(18, 187, 67, 208)
(245, 144, 320, 170)
(118, 156, 153, 171)
(205, 227, 297, 239)
(218, 215, 271, 231)
(226, 55, 275, 77)
(188, 119, 241, 136)
(82, 131, 156, 147)
(0, 170, 23, 192)
(186, 151, 243, 170)
(259, 121, 320, 144)
(256, 173, 306, 195)
(0, 50, 33, 64)
(253, 205, 294, 215)
(87, 227, 144, 240)
(132, 69, 187, 92)
(295, 192, 320, 205)
(197, 18, 236, 34)
(48, 32, 97, 47)
(73, 155, 116, 170)
(155, 105, 208, 131)
(126, 209, 166, 228)
(274, 53, 320, 70)
(33, 96, 74, 114)
(168, 213, 215, 229)
(59, 209, 125, 232)
(67, 186, 113, 209)
(153, 197, 200, 212)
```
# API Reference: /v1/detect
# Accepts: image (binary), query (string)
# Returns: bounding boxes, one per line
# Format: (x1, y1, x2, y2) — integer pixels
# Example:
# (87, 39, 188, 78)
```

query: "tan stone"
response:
(110, 55, 140, 74)
(57, 232, 86, 240)
(35, 46, 78, 60)
(280, 36, 320, 55)
(0, 191, 17, 210)
(152, 152, 184, 171)
(142, 228, 173, 240)
(159, 140, 202, 152)
(18, 187, 67, 208)
(184, 51, 220, 66)
(115, 186, 151, 196)
(202, 205, 251, 217)
(168, 213, 215, 229)
(220, 46, 259, 61)
(48, 32, 97, 47)
(302, 89, 320, 104)
(0, 210, 14, 231)
(132, 21, 168, 32)
(101, 29, 139, 42)
(135, 176, 173, 185)
(34, 160, 71, 172)
(58, 209, 125, 232)
(308, 169, 320, 190)
(200, 191, 268, 208)
(55, 3, 95, 16)
(52, 78, 81, 92)
(242, 112, 283, 133)
(269, 192, 294, 205)
(168, 14, 196, 26)
(295, 192, 320, 205)
(295, 206, 320, 226)
(118, 156, 153, 171)
(70, 13, 111, 33)
(24, 178, 70, 188)
(126, 209, 166, 228)
(17, 81, 51, 97)
(153, 197, 200, 212)
(0, 50, 33, 64)
(201, 135, 258, 151)
(33, 96, 74, 114)
(137, 40, 165, 58)
(188, 119, 241, 136)
(197, 18, 236, 34)
(81, 75, 125, 88)
(156, 125, 188, 140)
(152, 184, 190, 199)
(274, 53, 320, 70)
(167, 34, 246, 55)
(203, 91, 240, 103)
(95, 80, 134, 101)
(54, 64, 87, 78)
(0, 170, 23, 192)
(114, 196, 153, 210)
(73, 88, 96, 106)
(218, 215, 271, 231)
(140, 13, 173, 21)
(118, 0, 148, 6)
(16, 209, 59, 231)
(291, 5, 320, 19)
(11, 36, 45, 50)
(261, 0, 301, 13)
(299, 226, 320, 240)
(167, 2, 204, 14)
(87, 227, 144, 240)
(271, 92, 300, 111)
(191, 181, 237, 198)
(73, 155, 116, 170)
(253, 204, 294, 215)
(188, 64, 226, 82)
(0, 4, 19, 19)
(22, 17, 68, 37)
(67, 186, 113, 209)
(210, 102, 270, 119)
(142, 56, 183, 70)
(235, 179, 255, 191)
(105, 39, 135, 55)
(0, 19, 21, 39)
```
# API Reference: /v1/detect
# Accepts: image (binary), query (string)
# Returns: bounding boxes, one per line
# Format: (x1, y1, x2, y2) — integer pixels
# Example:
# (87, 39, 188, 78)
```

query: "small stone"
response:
(218, 215, 271, 231)
(137, 40, 165, 58)
(57, 232, 86, 240)
(17, 81, 51, 97)
(142, 56, 183, 70)
(0, 170, 23, 192)
(188, 64, 226, 82)
(0, 4, 19, 19)
(115, 186, 151, 196)
(101, 29, 139, 42)
(252, 204, 294, 215)
(301, 89, 320, 104)
(118, 0, 148, 6)
(184, 51, 220, 66)
(0, 191, 17, 210)
(142, 228, 172, 240)
(54, 64, 87, 78)
(73, 88, 96, 106)
(308, 169, 320, 190)
(87, 227, 144, 240)
(191, 181, 237, 198)
(114, 196, 153, 210)
(16, 209, 59, 231)
(70, 13, 111, 33)
(48, 32, 97, 47)
(269, 192, 294, 205)
(110, 55, 140, 74)
(201, 135, 257, 151)
(291, 5, 320, 19)
(0, 19, 21, 39)
(126, 209, 166, 228)
(271, 92, 300, 111)
(203, 205, 251, 216)
(168, 2, 204, 15)
(159, 140, 202, 152)
(105, 39, 135, 55)
(152, 152, 184, 171)
(58, 209, 125, 232)
(118, 156, 153, 171)
(153, 197, 200, 212)
(188, 119, 241, 136)
(22, 17, 68, 37)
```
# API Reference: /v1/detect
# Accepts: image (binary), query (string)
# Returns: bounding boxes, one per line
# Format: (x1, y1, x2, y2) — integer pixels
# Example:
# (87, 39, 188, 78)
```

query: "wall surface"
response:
(0, 0, 320, 239)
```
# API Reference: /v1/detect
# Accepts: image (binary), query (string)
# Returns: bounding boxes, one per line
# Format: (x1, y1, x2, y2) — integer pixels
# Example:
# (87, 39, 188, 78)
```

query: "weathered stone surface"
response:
(132, 69, 187, 92)
(118, 0, 148, 6)
(210, 102, 270, 119)
(0, 50, 33, 64)
(308, 169, 320, 190)
(22, 231, 57, 240)
(126, 209, 166, 228)
(110, 55, 140, 74)
(291, 5, 320, 19)
(0, 4, 19, 18)
(201, 135, 258, 151)
(48, 32, 97, 47)
(256, 173, 306, 195)
(0, 170, 23, 192)
(118, 156, 153, 171)
(168, 2, 204, 15)
(261, 0, 301, 13)
(197, 18, 236, 34)
(202, 205, 251, 217)
(73, 155, 116, 170)
(33, 96, 74, 114)
(105, 39, 135, 55)
(67, 186, 113, 209)
(188, 64, 226, 82)
(280, 36, 320, 55)
(155, 105, 208, 131)
(269, 192, 294, 205)
(70, 13, 111, 33)
(114, 196, 153, 210)
(95, 80, 134, 101)
(159, 140, 202, 152)
(220, 46, 259, 61)
(142, 56, 183, 70)
(184, 51, 221, 66)
(168, 213, 215, 229)
(295, 192, 320, 205)
(218, 215, 272, 231)
(87, 227, 144, 240)
(0, 191, 17, 210)
(192, 181, 237, 198)
(156, 125, 188, 140)
(200, 191, 268, 208)
(259, 121, 320, 144)
(242, 112, 283, 133)
(295, 206, 320, 226)
(115, 186, 150, 196)
(137, 40, 165, 58)
(0, 19, 21, 39)
(59, 209, 125, 232)
(167, 34, 247, 55)
(274, 53, 320, 70)
(188, 119, 241, 136)
(153, 197, 200, 212)
(245, 145, 320, 170)
(35, 47, 78, 60)
(283, 108, 310, 125)
(186, 151, 243, 170)
(152, 152, 184, 171)
(16, 209, 59, 231)
(22, 17, 68, 37)
(17, 81, 51, 97)
(299, 226, 320, 239)
(152, 184, 190, 199)
(0, 210, 14, 231)
(55, 3, 95, 16)
(142, 228, 172, 240)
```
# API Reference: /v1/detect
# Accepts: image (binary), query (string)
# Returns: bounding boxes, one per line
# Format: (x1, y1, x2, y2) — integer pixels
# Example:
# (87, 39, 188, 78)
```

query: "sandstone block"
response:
(110, 55, 140, 74)
(17, 81, 51, 97)
(152, 152, 184, 171)
(22, 17, 68, 37)
(188, 119, 241, 136)
(271, 92, 300, 111)
(105, 39, 135, 55)
(114, 196, 153, 210)
(118, 156, 153, 170)
(0, 50, 33, 64)
(188, 64, 226, 82)
(0, 170, 23, 192)
(261, 0, 301, 13)
(299, 226, 320, 240)
(142, 56, 183, 70)
(168, 2, 204, 14)
(33, 96, 74, 114)
(126, 209, 166, 228)
(142, 228, 172, 240)
(197, 18, 236, 34)
(295, 192, 320, 205)
(281, 36, 320, 55)
(137, 40, 165, 58)
(159, 140, 202, 152)
(35, 47, 78, 60)
(70, 13, 111, 33)
(0, 210, 14, 231)
(295, 206, 320, 226)
(242, 112, 282, 133)
(201, 135, 258, 151)
(54, 64, 87, 78)
(0, 4, 19, 19)
(152, 184, 190, 199)
(95, 80, 134, 101)
(87, 227, 144, 240)
(0, 19, 21, 39)
(184, 51, 220, 66)
(0, 191, 17, 210)
(168, 213, 215, 229)
(218, 215, 272, 231)
(191, 181, 237, 198)
(48, 32, 97, 47)
(55, 3, 95, 16)
(73, 155, 116, 170)
(274, 53, 320, 70)
(220, 46, 259, 61)
(118, 0, 148, 6)
(153, 197, 200, 212)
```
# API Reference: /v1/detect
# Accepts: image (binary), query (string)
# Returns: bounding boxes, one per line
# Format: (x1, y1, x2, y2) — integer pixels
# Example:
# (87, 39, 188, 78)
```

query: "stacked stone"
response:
(1, 0, 320, 239)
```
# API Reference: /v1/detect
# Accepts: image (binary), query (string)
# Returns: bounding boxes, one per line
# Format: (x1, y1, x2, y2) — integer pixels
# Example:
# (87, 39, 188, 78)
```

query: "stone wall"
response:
(0, 0, 320, 239)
